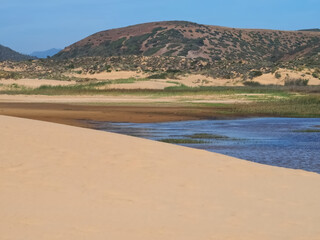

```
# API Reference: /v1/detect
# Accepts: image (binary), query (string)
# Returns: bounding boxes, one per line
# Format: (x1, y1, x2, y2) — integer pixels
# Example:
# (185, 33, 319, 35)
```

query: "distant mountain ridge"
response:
(299, 28, 320, 32)
(0, 44, 35, 61)
(54, 21, 320, 64)
(31, 48, 62, 58)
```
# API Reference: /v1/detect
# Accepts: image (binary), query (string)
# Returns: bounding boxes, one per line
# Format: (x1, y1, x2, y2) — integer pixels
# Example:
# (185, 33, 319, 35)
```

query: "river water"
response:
(89, 118, 320, 173)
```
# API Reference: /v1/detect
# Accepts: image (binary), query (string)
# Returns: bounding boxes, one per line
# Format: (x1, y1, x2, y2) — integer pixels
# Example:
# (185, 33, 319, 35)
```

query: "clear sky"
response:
(1, 0, 319, 54)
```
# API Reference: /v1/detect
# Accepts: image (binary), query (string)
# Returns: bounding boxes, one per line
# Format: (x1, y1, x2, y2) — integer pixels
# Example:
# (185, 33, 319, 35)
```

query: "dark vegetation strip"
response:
(232, 95, 320, 118)
(184, 133, 230, 139)
(2, 85, 320, 95)
(1, 85, 319, 118)
(293, 129, 320, 133)
(159, 138, 207, 144)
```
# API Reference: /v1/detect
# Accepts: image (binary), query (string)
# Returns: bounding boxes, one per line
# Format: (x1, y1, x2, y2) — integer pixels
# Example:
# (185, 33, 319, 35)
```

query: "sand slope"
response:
(0, 115, 320, 240)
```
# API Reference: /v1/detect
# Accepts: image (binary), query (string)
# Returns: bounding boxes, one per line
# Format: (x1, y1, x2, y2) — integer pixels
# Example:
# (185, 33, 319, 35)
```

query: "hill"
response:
(0, 44, 35, 61)
(54, 21, 320, 63)
(31, 48, 62, 58)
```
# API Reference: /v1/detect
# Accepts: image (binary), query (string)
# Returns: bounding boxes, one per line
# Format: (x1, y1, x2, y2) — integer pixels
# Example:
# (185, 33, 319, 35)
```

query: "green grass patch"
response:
(166, 80, 181, 85)
(293, 129, 320, 133)
(109, 78, 136, 84)
(85, 81, 110, 87)
(159, 138, 207, 144)
(184, 133, 230, 139)
(233, 95, 320, 118)
(0, 83, 319, 118)
(147, 73, 169, 79)
(1, 83, 320, 96)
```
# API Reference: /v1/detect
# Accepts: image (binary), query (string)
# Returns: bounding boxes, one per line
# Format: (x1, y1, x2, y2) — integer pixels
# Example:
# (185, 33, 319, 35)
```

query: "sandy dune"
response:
(0, 78, 76, 88)
(67, 71, 242, 88)
(176, 74, 243, 87)
(254, 69, 320, 85)
(1, 115, 320, 240)
(1, 69, 318, 93)
(67, 70, 147, 80)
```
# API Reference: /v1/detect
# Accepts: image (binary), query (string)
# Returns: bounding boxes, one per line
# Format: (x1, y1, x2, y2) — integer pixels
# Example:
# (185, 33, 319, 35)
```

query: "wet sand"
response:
(0, 102, 235, 127)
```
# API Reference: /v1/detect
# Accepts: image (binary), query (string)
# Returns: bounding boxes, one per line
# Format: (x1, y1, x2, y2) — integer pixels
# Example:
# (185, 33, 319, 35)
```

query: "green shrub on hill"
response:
(0, 70, 21, 79)
(284, 77, 309, 86)
(243, 81, 262, 86)
(249, 70, 263, 79)
(275, 72, 282, 79)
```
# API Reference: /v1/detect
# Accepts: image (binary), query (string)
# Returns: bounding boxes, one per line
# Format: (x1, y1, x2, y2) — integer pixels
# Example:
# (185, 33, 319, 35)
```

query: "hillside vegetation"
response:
(55, 21, 320, 64)
(0, 44, 35, 61)
(1, 21, 319, 83)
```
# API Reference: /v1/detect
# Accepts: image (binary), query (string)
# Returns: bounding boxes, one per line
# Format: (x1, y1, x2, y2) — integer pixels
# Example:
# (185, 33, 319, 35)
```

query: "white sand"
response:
(1, 115, 320, 240)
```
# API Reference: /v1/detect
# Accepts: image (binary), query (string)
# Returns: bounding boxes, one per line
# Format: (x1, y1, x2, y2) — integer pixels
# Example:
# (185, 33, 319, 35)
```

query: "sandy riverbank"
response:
(0, 94, 248, 128)
(0, 102, 229, 127)
(0, 94, 249, 104)
(0, 115, 320, 239)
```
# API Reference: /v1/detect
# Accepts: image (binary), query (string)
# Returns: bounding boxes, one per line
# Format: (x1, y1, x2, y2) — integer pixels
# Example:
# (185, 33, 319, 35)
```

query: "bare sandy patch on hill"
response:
(171, 74, 243, 87)
(0, 78, 76, 88)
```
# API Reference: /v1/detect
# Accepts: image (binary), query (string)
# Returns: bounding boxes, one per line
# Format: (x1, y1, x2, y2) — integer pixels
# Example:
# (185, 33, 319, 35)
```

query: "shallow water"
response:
(89, 118, 320, 173)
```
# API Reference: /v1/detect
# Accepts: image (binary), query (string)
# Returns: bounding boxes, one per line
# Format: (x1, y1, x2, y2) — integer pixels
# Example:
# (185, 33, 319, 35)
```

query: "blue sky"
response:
(1, 0, 319, 54)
